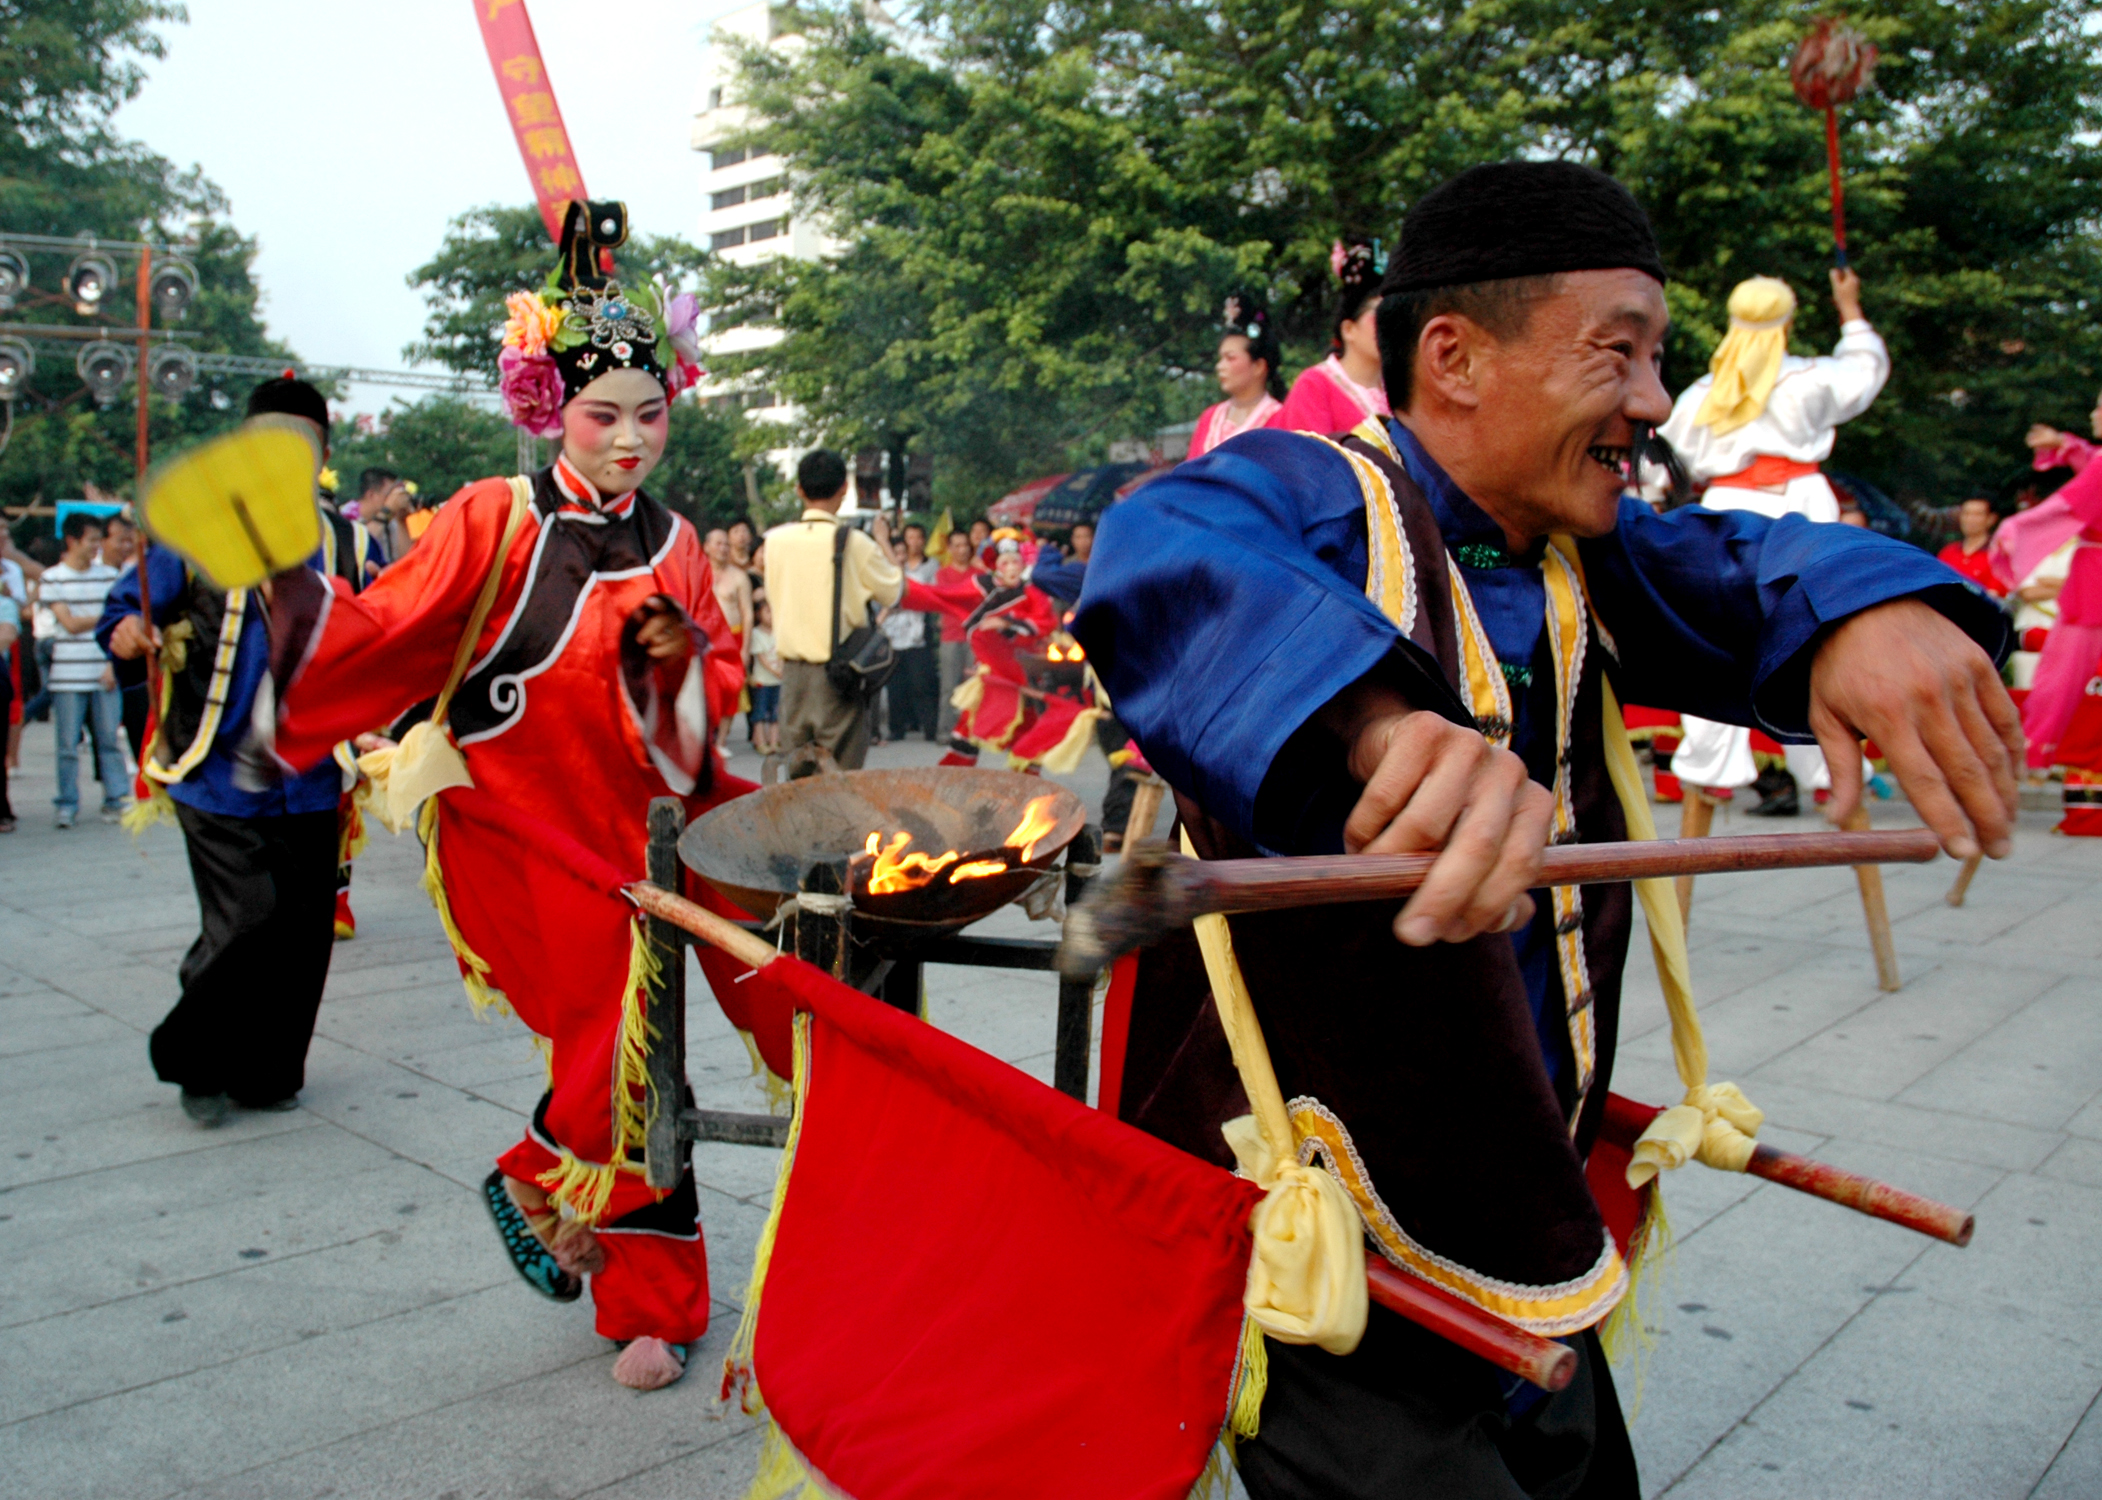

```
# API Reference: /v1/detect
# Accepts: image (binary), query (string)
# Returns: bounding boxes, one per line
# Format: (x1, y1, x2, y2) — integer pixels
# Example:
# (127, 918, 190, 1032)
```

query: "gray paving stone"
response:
(6, 726, 2097, 1499)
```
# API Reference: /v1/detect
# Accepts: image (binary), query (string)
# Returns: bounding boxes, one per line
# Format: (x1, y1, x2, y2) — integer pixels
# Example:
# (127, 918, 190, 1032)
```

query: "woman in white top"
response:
(1663, 269, 1889, 801)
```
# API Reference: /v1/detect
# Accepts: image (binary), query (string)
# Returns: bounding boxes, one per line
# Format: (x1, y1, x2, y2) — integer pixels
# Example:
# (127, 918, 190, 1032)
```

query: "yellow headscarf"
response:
(1692, 277, 1797, 435)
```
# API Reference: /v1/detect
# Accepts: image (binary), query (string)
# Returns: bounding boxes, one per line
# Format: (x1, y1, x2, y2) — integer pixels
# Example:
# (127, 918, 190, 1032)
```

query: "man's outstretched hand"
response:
(1323, 683, 1554, 947)
(1808, 599, 2022, 860)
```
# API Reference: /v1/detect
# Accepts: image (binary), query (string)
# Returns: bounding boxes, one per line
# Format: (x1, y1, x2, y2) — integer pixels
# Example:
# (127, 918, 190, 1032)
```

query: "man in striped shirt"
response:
(43, 511, 127, 827)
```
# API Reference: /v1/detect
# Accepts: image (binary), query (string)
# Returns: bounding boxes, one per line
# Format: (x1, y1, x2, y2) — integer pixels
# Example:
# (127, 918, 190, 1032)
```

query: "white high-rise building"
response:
(691, 2, 842, 436)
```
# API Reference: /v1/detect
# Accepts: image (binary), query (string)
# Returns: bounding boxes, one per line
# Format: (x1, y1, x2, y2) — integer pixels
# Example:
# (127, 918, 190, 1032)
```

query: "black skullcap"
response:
(246, 370, 329, 431)
(1382, 161, 1665, 296)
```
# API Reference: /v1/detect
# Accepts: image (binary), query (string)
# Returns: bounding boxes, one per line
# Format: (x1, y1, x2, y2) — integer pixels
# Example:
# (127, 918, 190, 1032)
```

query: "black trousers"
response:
(150, 802, 339, 1105)
(887, 645, 940, 740)
(1236, 1307, 1639, 1500)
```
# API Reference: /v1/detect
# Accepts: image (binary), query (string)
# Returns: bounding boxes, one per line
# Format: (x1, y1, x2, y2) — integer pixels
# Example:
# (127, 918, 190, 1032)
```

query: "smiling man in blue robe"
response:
(1074, 161, 2017, 1500)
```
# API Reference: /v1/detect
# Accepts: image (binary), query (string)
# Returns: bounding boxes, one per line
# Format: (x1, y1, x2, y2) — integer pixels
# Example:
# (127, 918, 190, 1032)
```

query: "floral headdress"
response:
(498, 200, 705, 436)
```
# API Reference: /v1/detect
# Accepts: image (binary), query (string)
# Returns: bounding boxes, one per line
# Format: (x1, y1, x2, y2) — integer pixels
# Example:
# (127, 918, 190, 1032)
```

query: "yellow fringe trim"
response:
(122, 783, 179, 836)
(744, 1419, 832, 1500)
(724, 1011, 811, 1417)
(1599, 1185, 1675, 1418)
(339, 791, 369, 865)
(1038, 704, 1108, 775)
(533, 1148, 621, 1226)
(616, 917, 662, 1158)
(738, 1030, 795, 1116)
(415, 798, 511, 1018)
(1228, 1313, 1267, 1440)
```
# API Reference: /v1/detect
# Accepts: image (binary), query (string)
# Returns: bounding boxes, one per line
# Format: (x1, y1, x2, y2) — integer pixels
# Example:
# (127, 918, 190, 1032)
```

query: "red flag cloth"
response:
(471, 0, 591, 241)
(739, 953, 1262, 1500)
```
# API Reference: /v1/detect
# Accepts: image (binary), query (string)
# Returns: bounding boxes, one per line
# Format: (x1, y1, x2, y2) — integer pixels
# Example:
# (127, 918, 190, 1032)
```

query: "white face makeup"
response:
(560, 367, 670, 496)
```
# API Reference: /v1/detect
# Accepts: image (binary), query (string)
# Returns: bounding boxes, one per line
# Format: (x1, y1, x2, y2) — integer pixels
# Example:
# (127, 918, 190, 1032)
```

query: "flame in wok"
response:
(854, 794, 1065, 894)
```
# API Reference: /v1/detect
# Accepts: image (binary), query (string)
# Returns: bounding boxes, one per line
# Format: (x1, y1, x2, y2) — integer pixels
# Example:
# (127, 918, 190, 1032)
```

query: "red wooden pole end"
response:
(1363, 1260, 1578, 1391)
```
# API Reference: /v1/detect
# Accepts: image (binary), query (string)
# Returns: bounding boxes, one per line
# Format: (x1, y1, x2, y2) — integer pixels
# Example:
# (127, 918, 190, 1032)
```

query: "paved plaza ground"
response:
(4, 724, 2101, 1499)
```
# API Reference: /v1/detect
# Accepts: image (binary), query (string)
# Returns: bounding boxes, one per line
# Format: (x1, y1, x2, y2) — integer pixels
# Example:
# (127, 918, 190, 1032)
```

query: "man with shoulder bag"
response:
(765, 449, 903, 769)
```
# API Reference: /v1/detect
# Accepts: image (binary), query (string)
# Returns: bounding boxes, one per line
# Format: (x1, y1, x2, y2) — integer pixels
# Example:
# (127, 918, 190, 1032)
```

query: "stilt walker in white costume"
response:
(1660, 268, 1889, 815)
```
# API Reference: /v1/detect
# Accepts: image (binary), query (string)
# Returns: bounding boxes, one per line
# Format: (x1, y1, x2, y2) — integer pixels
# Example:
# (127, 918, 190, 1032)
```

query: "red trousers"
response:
(498, 1128, 712, 1345)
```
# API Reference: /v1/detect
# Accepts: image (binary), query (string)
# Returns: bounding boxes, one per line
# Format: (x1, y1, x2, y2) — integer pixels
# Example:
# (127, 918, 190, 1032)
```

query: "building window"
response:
(747, 176, 785, 200)
(747, 218, 783, 243)
(704, 388, 783, 412)
(711, 225, 748, 251)
(707, 87, 723, 110)
(706, 143, 765, 171)
(712, 184, 747, 210)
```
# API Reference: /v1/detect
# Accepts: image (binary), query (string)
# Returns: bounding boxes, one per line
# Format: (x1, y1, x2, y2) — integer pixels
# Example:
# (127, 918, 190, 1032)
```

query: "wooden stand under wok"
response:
(637, 796, 1104, 1188)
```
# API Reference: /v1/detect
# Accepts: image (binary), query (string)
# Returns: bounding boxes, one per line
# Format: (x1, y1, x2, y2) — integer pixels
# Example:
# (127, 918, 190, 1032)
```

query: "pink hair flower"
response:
(499, 345, 565, 437)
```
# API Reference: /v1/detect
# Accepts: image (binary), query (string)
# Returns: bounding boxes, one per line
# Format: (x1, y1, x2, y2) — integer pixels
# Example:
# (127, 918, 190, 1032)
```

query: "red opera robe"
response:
(904, 572, 1098, 767)
(265, 458, 750, 1342)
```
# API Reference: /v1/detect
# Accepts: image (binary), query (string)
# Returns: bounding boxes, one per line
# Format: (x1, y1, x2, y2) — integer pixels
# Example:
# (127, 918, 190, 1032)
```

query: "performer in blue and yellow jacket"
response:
(1074, 161, 2019, 1500)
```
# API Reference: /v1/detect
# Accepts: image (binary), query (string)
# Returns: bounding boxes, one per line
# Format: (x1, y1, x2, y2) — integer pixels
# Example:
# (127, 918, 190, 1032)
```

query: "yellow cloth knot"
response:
(356, 721, 474, 834)
(1223, 1115, 1367, 1356)
(1627, 1081, 1764, 1188)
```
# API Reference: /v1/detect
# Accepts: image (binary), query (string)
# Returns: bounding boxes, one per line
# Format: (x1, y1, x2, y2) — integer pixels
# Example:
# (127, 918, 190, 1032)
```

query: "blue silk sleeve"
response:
(1579, 499, 2012, 740)
(96, 545, 189, 654)
(1073, 432, 1464, 850)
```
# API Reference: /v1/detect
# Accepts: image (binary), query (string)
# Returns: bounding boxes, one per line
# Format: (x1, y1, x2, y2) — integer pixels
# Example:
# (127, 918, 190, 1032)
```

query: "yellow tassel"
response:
(735, 1030, 795, 1117)
(1038, 705, 1108, 775)
(533, 1148, 620, 1225)
(1228, 1314, 1268, 1441)
(743, 1417, 830, 1500)
(723, 1012, 810, 1417)
(614, 918, 662, 1158)
(1599, 1182, 1675, 1420)
(416, 799, 512, 1018)
(121, 784, 179, 836)
(338, 791, 370, 865)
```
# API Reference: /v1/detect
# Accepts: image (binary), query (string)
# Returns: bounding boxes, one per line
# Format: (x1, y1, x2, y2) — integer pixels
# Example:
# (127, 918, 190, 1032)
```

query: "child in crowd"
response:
(747, 597, 781, 755)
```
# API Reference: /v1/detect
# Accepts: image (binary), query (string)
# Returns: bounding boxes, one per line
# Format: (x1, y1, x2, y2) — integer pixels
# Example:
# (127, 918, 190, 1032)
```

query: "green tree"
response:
(326, 395, 519, 508)
(707, 0, 2102, 514)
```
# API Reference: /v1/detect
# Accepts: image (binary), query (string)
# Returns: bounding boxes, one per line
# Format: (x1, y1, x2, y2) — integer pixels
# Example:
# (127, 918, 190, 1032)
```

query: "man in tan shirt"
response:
(764, 450, 901, 768)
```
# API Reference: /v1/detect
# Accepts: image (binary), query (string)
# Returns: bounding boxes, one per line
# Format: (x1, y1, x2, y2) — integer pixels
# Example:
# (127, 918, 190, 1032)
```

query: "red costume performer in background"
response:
(909, 533, 1102, 771)
(258, 203, 746, 1388)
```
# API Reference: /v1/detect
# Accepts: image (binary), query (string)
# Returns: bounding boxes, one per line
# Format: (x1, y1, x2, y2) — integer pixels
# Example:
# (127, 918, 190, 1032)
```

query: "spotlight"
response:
(67, 252, 117, 316)
(150, 258, 198, 322)
(0, 249, 27, 310)
(0, 338, 33, 400)
(148, 345, 197, 399)
(76, 340, 133, 405)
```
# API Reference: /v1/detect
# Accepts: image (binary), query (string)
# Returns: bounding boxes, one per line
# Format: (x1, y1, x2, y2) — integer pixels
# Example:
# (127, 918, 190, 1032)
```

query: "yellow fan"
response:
(140, 416, 323, 590)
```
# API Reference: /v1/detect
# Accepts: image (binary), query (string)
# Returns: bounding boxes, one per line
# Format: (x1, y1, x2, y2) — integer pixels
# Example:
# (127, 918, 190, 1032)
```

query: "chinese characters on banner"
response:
(472, 0, 588, 241)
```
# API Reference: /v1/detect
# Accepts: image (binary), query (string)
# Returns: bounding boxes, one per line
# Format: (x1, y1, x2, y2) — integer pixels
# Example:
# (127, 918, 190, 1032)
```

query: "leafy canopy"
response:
(705, 0, 2102, 512)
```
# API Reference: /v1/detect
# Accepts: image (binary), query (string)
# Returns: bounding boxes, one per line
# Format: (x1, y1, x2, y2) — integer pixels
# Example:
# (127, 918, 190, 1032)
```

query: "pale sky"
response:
(112, 0, 747, 414)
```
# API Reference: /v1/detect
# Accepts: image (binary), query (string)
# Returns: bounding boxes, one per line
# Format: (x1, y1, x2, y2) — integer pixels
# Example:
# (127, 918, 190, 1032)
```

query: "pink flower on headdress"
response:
(665, 290, 704, 366)
(1331, 240, 1348, 279)
(503, 290, 563, 359)
(499, 345, 565, 437)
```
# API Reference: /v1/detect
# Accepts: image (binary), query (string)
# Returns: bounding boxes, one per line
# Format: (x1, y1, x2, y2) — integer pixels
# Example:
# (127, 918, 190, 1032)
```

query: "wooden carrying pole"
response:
(1842, 808, 1903, 991)
(624, 878, 1581, 1391)
(1600, 1094, 1972, 1246)
(1060, 828, 1940, 975)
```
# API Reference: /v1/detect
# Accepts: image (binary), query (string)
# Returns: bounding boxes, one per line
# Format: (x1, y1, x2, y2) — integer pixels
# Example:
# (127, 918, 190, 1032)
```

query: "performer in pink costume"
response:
(1187, 293, 1283, 458)
(1270, 238, 1388, 433)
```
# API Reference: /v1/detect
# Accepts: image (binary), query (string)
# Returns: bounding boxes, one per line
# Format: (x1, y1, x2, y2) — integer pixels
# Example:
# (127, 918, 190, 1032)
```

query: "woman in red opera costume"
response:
(255, 203, 747, 1391)
(908, 532, 1101, 771)
(1269, 238, 1388, 433)
(1186, 293, 1283, 459)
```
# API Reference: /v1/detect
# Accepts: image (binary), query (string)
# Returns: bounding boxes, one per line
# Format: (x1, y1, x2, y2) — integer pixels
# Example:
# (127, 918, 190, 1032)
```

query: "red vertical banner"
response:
(473, 0, 589, 241)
